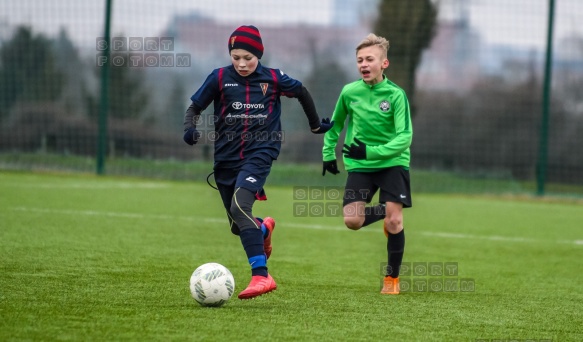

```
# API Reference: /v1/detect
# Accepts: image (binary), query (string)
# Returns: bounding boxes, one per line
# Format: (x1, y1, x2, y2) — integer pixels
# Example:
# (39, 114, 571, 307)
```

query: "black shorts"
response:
(342, 166, 412, 208)
(213, 154, 273, 211)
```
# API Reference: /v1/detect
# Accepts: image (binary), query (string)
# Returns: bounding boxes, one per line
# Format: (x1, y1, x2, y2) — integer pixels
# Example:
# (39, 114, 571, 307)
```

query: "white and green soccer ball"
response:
(189, 263, 235, 307)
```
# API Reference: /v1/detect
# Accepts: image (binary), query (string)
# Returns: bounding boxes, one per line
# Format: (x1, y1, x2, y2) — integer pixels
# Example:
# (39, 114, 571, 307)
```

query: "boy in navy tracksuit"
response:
(183, 25, 332, 299)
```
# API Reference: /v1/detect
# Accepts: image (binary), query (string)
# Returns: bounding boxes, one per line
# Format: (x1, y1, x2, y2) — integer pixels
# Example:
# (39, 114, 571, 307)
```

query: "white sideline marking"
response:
(418, 232, 535, 243)
(418, 232, 583, 246)
(10, 207, 219, 222)
(4, 182, 168, 189)
(9, 207, 582, 246)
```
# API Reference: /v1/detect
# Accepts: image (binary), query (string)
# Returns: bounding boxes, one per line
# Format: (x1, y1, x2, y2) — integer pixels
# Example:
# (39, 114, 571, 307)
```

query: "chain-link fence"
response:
(0, 0, 581, 196)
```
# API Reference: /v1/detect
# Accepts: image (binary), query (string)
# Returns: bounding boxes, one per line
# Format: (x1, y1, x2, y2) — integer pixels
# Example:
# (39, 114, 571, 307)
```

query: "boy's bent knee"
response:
(344, 216, 363, 230)
(229, 187, 258, 230)
(384, 216, 402, 234)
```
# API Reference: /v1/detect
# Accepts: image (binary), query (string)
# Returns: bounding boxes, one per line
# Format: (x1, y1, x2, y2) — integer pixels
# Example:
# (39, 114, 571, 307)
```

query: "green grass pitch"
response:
(1, 171, 582, 341)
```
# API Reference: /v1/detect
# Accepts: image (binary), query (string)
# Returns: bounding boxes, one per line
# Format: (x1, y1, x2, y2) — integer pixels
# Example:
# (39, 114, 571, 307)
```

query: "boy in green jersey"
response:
(322, 33, 413, 295)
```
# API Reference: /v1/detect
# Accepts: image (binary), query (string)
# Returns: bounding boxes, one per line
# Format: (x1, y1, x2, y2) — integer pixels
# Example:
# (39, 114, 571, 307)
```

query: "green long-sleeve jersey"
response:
(323, 76, 412, 172)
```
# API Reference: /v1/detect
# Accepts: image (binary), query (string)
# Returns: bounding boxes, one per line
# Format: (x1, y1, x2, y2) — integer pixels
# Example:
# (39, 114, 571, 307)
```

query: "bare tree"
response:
(373, 0, 437, 117)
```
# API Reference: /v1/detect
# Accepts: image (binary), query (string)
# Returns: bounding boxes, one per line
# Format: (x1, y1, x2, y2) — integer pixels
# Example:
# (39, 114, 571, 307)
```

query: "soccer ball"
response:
(189, 263, 235, 307)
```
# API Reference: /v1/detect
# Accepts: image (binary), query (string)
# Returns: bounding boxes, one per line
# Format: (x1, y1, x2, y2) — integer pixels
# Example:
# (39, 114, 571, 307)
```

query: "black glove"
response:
(342, 137, 367, 160)
(183, 128, 201, 145)
(312, 118, 334, 134)
(322, 160, 340, 176)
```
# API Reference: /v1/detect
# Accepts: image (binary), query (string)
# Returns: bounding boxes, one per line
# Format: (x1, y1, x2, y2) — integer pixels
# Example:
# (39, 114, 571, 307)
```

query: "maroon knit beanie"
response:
(228, 25, 264, 59)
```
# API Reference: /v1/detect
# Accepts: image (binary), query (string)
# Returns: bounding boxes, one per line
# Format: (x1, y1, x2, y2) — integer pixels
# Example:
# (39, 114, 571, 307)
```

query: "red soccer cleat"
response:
(262, 217, 276, 259)
(381, 276, 400, 295)
(238, 274, 277, 299)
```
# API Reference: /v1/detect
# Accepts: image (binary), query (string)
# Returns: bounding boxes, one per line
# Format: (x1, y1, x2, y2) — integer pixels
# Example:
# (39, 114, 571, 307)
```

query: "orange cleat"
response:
(238, 274, 277, 299)
(381, 276, 400, 295)
(262, 217, 276, 259)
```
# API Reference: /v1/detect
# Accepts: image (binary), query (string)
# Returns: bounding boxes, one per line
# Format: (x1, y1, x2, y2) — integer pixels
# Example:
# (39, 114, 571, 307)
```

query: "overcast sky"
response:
(0, 0, 581, 49)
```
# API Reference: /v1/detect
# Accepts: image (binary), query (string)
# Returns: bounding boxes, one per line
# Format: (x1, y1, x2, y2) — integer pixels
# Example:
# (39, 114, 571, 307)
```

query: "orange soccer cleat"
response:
(381, 276, 400, 295)
(262, 217, 276, 259)
(238, 274, 277, 299)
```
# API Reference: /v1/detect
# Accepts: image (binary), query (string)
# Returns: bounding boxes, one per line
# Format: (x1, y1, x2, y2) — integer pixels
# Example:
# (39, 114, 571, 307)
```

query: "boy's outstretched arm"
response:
(183, 102, 202, 145)
(322, 92, 348, 175)
(296, 86, 333, 134)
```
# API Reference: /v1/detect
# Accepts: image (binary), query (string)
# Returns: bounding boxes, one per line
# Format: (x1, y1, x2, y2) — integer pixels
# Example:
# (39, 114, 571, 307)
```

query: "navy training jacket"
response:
(190, 63, 303, 162)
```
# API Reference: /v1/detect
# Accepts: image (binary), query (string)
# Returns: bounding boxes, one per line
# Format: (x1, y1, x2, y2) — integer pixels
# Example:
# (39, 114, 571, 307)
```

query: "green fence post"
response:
(536, 0, 555, 196)
(97, 0, 112, 175)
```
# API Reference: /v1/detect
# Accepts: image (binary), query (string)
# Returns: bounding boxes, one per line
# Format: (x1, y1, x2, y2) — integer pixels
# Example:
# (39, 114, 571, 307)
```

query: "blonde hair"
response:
(356, 33, 389, 59)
